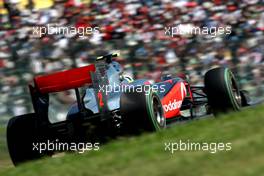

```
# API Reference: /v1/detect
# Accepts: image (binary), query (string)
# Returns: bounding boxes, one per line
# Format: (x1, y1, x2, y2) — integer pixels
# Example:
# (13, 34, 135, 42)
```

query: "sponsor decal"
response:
(180, 82, 187, 99)
(163, 99, 183, 112)
(163, 82, 186, 112)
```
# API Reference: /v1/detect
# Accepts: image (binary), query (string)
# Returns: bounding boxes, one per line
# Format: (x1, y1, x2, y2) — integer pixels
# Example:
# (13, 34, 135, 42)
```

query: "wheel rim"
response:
(231, 76, 242, 107)
(152, 96, 165, 127)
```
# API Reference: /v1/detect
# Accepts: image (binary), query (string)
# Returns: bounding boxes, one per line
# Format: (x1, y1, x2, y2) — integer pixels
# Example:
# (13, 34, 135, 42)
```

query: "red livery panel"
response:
(34, 64, 95, 94)
(161, 81, 187, 118)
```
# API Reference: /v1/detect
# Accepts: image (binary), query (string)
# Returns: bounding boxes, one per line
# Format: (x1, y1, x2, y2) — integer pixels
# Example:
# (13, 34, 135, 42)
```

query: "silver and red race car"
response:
(7, 53, 250, 165)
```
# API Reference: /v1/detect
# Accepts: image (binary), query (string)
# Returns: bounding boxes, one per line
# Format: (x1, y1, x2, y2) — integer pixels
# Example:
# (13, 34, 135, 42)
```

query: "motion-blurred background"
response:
(0, 0, 263, 124)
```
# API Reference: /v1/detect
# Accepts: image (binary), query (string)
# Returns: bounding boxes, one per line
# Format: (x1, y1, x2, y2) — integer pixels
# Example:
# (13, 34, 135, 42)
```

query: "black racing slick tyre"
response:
(7, 113, 42, 165)
(204, 67, 242, 114)
(120, 87, 166, 134)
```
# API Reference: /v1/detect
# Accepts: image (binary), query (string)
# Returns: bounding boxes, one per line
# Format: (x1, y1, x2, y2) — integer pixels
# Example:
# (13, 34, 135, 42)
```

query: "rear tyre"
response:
(120, 87, 166, 134)
(7, 113, 42, 165)
(204, 67, 242, 114)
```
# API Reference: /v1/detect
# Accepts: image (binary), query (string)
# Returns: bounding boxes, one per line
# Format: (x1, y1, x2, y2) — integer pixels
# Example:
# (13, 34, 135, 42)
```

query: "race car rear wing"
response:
(34, 64, 96, 94)
(30, 53, 119, 122)
(33, 53, 119, 94)
(30, 64, 96, 120)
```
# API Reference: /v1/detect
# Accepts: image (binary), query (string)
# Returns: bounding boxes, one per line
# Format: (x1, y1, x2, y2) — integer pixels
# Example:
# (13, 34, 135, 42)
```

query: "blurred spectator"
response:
(0, 0, 263, 121)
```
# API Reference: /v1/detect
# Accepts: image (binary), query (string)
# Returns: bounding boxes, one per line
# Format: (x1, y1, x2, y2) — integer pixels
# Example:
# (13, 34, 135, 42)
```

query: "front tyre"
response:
(120, 87, 166, 134)
(204, 67, 242, 114)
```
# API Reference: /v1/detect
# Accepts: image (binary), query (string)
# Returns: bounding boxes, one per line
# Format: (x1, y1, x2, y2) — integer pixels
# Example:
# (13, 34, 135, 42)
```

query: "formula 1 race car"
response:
(7, 53, 250, 165)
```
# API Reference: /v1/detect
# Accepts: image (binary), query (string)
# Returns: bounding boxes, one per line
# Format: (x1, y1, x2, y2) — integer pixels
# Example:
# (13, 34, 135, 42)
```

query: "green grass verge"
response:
(1, 105, 264, 176)
(0, 125, 12, 170)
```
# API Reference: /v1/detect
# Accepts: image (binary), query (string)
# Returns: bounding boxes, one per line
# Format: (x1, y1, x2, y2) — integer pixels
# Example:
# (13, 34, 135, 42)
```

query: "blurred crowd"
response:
(0, 0, 263, 120)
